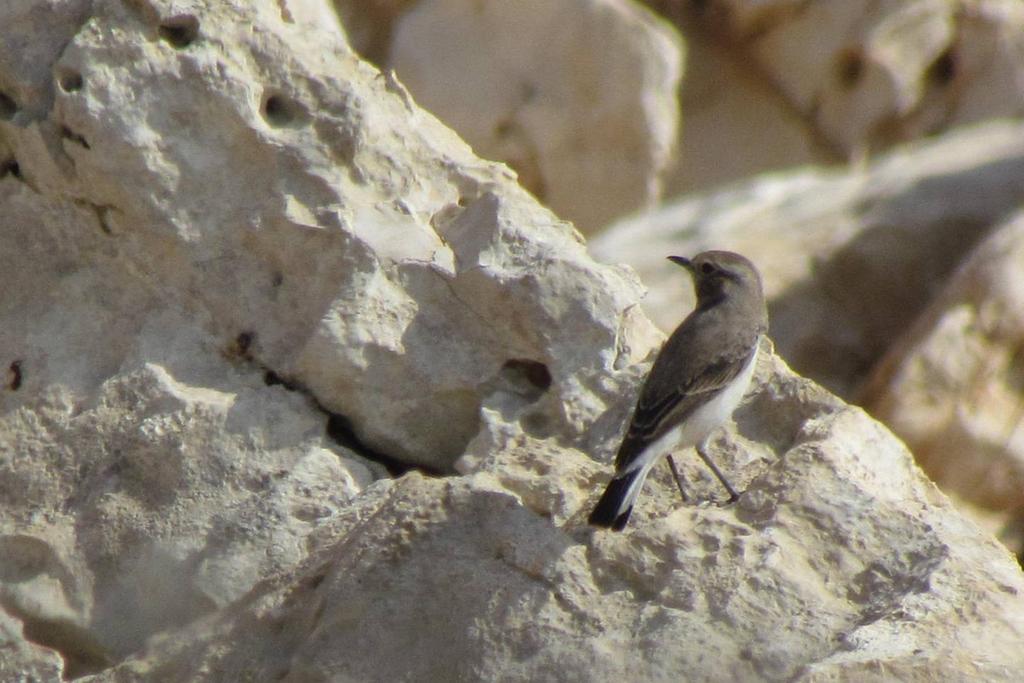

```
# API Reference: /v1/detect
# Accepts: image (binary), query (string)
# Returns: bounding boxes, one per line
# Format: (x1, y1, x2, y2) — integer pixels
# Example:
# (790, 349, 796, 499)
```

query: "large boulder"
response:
(1, 0, 655, 473)
(0, 0, 654, 676)
(1, 1, 1022, 681)
(340, 0, 684, 234)
(651, 0, 1024, 194)
(860, 212, 1024, 516)
(697, 0, 1024, 152)
(333, 1, 1024, 204)
(86, 352, 1024, 682)
(592, 120, 1024, 398)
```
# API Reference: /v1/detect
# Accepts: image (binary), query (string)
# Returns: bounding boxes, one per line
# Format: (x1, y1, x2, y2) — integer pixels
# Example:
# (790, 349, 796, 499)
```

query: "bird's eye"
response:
(700, 262, 715, 275)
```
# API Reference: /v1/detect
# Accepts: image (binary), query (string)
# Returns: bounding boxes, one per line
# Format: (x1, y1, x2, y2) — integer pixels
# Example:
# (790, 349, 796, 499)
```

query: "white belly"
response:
(624, 342, 759, 476)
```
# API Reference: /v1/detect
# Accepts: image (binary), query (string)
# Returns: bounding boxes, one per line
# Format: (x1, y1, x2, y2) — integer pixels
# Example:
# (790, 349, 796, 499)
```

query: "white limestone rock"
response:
(87, 354, 1024, 682)
(0, 294, 375, 673)
(3, 1, 1023, 680)
(2, 0, 653, 472)
(0, 0, 657, 675)
(624, 0, 1024, 198)
(387, 0, 684, 234)
(335, 1, 1024, 203)
(0, 1, 93, 120)
(592, 119, 1024, 397)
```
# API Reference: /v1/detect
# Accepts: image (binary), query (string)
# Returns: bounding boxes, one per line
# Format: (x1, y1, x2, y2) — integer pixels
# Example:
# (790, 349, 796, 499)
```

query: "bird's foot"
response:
(717, 491, 740, 507)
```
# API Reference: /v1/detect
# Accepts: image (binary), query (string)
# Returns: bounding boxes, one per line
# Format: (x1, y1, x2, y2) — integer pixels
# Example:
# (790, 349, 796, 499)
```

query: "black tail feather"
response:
(588, 471, 640, 531)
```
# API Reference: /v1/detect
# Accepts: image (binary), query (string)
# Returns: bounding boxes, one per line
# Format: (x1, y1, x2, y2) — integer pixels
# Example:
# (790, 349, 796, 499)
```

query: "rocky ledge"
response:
(1, 1, 1022, 681)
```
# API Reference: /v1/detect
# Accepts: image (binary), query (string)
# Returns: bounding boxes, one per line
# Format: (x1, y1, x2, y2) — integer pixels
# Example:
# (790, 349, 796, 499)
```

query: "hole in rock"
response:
(8, 360, 22, 390)
(95, 206, 113, 235)
(158, 15, 199, 48)
(58, 70, 84, 92)
(326, 413, 442, 478)
(494, 119, 514, 139)
(262, 93, 306, 128)
(60, 126, 90, 149)
(835, 48, 865, 89)
(303, 569, 327, 590)
(227, 331, 255, 361)
(0, 537, 115, 678)
(0, 91, 16, 119)
(500, 359, 552, 398)
(521, 411, 552, 436)
(263, 369, 299, 392)
(220, 334, 437, 479)
(927, 48, 957, 87)
(20, 615, 113, 680)
(0, 158, 21, 179)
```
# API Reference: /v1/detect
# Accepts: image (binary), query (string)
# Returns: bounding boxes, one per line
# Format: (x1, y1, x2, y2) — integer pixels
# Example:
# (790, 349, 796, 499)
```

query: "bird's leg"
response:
(694, 443, 740, 504)
(665, 455, 689, 503)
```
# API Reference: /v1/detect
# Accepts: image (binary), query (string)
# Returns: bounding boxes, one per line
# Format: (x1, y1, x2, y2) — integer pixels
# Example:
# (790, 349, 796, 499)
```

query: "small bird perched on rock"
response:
(589, 250, 768, 531)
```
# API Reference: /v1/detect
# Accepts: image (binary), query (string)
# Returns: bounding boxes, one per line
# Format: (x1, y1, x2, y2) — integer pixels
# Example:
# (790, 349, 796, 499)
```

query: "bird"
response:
(588, 250, 768, 530)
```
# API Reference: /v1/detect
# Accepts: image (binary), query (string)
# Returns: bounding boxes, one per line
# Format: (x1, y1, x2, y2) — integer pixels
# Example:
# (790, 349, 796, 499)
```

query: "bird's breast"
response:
(661, 342, 759, 454)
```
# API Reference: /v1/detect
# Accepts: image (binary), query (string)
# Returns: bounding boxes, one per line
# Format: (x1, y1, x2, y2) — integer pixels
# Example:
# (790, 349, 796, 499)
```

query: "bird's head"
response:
(667, 250, 766, 314)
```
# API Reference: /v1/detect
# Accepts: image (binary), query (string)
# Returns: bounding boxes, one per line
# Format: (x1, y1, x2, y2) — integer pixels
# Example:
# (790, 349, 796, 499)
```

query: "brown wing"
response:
(613, 350, 753, 471)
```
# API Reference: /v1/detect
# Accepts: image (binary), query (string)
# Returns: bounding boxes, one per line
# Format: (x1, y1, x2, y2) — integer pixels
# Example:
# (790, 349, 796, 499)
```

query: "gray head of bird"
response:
(667, 250, 766, 314)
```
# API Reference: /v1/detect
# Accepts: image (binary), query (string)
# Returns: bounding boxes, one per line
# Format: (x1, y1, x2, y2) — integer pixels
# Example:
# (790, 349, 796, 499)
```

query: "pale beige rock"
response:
(388, 0, 683, 234)
(87, 354, 1024, 682)
(665, 14, 832, 195)
(0, 0, 654, 674)
(332, 0, 827, 201)
(2, 1, 1023, 681)
(636, 1, 838, 196)
(692, 0, 1024, 156)
(1, 0, 652, 473)
(860, 213, 1024, 513)
(0, 1, 92, 120)
(0, 280, 376, 671)
(280, 0, 345, 35)
(334, 0, 1024, 204)
(628, 0, 1024, 196)
(0, 611, 65, 681)
(592, 119, 1024, 397)
(331, 0, 416, 62)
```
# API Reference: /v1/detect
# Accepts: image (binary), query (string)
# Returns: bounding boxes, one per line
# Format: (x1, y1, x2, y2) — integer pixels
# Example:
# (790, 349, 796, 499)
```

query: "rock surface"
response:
(85, 352, 1024, 682)
(592, 119, 1024, 398)
(0, 611, 64, 682)
(649, 0, 1024, 194)
(331, 0, 417, 63)
(661, 8, 835, 195)
(349, 0, 685, 234)
(338, 1, 1024, 202)
(0, 0, 656, 676)
(2, 0, 654, 474)
(1, 1, 1022, 682)
(860, 213, 1024, 514)
(726, 0, 1024, 151)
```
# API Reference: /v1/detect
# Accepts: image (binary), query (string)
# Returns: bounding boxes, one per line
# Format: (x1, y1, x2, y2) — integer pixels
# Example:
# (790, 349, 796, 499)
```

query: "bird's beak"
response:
(667, 255, 692, 271)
